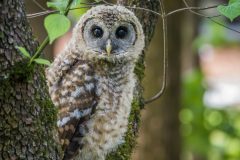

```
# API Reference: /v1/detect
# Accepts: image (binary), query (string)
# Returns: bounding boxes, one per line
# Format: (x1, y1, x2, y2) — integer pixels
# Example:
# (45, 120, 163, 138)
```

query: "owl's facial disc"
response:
(83, 19, 136, 58)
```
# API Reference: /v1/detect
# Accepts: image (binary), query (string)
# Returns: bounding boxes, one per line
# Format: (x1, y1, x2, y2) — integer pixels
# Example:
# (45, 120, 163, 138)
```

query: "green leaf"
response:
(217, 1, 240, 21)
(44, 14, 71, 44)
(34, 58, 51, 66)
(16, 46, 31, 58)
(47, 1, 68, 13)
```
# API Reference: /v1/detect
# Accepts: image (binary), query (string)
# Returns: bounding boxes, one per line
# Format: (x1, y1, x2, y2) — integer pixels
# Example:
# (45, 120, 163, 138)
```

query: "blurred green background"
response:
(26, 0, 240, 159)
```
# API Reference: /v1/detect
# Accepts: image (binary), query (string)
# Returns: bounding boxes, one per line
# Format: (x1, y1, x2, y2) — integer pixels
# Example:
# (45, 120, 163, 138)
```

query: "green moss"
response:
(35, 93, 57, 127)
(0, 60, 35, 84)
(34, 66, 58, 136)
(134, 52, 145, 81)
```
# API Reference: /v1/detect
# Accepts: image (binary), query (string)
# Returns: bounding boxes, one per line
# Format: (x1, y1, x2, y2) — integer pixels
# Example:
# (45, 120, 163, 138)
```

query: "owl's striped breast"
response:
(76, 63, 136, 159)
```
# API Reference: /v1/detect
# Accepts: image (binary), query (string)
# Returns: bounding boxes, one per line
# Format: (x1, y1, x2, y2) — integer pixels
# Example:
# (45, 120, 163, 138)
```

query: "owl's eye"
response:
(92, 26, 103, 38)
(116, 26, 128, 39)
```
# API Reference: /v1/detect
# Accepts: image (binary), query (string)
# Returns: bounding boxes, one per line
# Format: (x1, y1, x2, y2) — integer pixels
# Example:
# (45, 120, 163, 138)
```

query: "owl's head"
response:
(71, 5, 145, 62)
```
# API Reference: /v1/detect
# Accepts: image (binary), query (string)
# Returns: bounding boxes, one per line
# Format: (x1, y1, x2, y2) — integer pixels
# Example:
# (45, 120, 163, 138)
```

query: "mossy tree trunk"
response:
(0, 0, 159, 159)
(0, 1, 61, 159)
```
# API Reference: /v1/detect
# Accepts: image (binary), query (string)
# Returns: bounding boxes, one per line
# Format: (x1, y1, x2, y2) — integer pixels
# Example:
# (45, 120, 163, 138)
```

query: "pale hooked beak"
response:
(106, 39, 112, 56)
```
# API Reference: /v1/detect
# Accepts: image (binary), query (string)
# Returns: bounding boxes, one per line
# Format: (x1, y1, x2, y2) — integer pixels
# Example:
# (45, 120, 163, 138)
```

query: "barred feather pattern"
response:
(45, 5, 145, 160)
(46, 51, 136, 159)
(75, 61, 136, 160)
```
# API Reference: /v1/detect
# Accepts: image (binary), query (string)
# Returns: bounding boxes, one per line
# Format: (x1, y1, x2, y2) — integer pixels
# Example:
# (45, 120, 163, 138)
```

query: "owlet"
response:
(46, 5, 144, 160)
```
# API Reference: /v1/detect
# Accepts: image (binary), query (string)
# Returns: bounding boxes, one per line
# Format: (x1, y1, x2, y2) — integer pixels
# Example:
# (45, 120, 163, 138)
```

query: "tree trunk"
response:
(0, 1, 61, 159)
(0, 0, 160, 159)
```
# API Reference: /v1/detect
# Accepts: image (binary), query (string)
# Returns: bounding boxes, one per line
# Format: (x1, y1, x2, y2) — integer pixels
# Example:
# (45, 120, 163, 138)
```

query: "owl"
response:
(46, 5, 144, 160)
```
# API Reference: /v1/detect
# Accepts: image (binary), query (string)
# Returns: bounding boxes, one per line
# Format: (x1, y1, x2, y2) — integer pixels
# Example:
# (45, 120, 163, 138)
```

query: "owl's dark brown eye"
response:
(116, 26, 128, 39)
(92, 26, 103, 38)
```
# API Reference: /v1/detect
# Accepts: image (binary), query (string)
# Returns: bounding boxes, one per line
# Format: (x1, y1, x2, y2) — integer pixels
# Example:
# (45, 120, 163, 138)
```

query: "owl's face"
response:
(72, 5, 145, 62)
(83, 19, 137, 56)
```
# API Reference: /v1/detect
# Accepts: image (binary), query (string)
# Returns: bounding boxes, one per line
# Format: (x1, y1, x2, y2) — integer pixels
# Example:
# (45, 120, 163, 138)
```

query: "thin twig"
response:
(166, 5, 221, 17)
(33, 0, 47, 11)
(79, 1, 102, 5)
(210, 19, 240, 34)
(27, 1, 222, 19)
(27, 2, 101, 19)
(102, 0, 162, 16)
(145, 0, 168, 104)
(127, 5, 162, 16)
(27, 10, 56, 19)
(69, 5, 97, 11)
(27, 5, 94, 19)
(101, 0, 112, 5)
(182, 0, 240, 34)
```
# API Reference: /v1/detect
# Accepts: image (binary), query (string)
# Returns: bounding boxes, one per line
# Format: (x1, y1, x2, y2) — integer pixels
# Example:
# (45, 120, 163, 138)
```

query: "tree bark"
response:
(0, 1, 61, 159)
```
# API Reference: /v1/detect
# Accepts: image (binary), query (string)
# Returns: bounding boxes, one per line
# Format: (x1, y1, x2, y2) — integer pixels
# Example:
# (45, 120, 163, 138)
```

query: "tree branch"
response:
(145, 0, 168, 104)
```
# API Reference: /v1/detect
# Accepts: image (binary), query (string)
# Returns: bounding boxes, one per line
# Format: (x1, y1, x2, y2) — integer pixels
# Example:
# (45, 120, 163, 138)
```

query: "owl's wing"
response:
(46, 51, 78, 87)
(46, 53, 97, 159)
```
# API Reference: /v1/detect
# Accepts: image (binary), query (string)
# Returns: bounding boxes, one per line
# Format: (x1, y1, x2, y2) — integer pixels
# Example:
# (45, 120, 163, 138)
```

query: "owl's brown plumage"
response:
(47, 53, 98, 159)
(46, 5, 144, 160)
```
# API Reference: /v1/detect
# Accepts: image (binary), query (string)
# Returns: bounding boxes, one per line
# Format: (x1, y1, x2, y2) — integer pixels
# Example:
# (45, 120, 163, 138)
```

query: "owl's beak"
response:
(106, 39, 112, 56)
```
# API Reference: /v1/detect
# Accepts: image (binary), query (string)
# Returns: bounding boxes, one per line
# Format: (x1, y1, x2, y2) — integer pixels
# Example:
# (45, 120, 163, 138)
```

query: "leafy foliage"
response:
(44, 14, 71, 44)
(47, 0, 85, 13)
(217, 0, 240, 21)
(34, 58, 51, 66)
(19, 0, 88, 66)
(16, 46, 31, 58)
(47, 1, 68, 14)
(16, 46, 51, 66)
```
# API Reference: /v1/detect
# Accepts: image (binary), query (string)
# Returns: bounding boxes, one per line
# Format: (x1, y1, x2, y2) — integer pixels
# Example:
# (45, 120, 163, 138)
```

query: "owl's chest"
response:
(82, 73, 135, 155)
(94, 71, 132, 108)
(94, 71, 135, 133)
